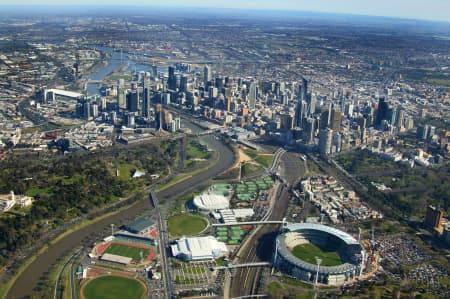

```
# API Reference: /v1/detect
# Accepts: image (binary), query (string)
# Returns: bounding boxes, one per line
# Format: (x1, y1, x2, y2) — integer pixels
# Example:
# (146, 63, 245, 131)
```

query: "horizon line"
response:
(0, 4, 449, 24)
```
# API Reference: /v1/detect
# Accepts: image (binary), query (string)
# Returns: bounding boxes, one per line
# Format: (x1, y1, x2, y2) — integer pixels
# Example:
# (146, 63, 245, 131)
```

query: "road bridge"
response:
(212, 220, 287, 227)
(213, 262, 270, 271)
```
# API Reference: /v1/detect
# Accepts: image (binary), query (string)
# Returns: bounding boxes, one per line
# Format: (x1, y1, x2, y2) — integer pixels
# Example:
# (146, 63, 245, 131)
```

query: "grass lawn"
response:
(117, 163, 143, 180)
(291, 243, 342, 266)
(83, 276, 145, 299)
(186, 140, 210, 160)
(104, 243, 151, 261)
(106, 74, 133, 81)
(243, 163, 265, 176)
(268, 282, 284, 295)
(168, 214, 208, 237)
(255, 154, 274, 168)
(243, 148, 259, 159)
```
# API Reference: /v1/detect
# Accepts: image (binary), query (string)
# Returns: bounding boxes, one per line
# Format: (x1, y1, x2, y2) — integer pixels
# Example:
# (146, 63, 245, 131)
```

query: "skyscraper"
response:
(319, 128, 333, 156)
(375, 97, 389, 126)
(142, 87, 151, 117)
(180, 75, 189, 92)
(117, 86, 126, 109)
(168, 66, 177, 90)
(299, 77, 308, 102)
(295, 100, 307, 128)
(307, 92, 316, 115)
(203, 65, 212, 85)
(126, 90, 139, 113)
(304, 117, 315, 144)
(248, 82, 257, 110)
(330, 108, 343, 132)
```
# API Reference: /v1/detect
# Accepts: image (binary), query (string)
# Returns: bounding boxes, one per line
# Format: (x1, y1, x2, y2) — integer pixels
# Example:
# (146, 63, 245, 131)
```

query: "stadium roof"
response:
(277, 235, 358, 274)
(285, 223, 359, 245)
(277, 223, 364, 275)
(121, 215, 154, 234)
(193, 193, 229, 211)
(100, 253, 132, 265)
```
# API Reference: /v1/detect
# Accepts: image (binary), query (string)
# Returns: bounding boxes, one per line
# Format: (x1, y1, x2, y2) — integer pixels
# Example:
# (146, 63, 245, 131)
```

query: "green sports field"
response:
(168, 214, 208, 237)
(83, 275, 145, 299)
(291, 243, 343, 266)
(104, 243, 151, 261)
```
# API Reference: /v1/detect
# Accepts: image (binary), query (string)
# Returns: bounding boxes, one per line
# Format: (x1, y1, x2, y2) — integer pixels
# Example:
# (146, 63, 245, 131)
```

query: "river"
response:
(6, 47, 235, 298)
(85, 46, 158, 95)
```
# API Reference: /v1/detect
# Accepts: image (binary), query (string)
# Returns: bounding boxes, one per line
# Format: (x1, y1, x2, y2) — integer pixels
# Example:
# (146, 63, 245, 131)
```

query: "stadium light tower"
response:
(315, 257, 322, 285)
(110, 223, 115, 236)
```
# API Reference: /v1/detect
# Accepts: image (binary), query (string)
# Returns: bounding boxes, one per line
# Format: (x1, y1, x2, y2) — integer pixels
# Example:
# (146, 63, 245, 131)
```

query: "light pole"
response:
(110, 223, 115, 236)
(315, 257, 322, 285)
(314, 257, 322, 299)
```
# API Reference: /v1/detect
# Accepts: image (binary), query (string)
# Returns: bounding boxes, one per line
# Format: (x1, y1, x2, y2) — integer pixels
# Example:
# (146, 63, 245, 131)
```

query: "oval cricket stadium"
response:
(274, 223, 367, 285)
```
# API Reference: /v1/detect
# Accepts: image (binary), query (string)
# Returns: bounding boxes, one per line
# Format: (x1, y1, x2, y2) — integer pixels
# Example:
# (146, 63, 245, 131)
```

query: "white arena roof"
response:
(193, 193, 229, 211)
(171, 236, 228, 260)
(285, 223, 359, 245)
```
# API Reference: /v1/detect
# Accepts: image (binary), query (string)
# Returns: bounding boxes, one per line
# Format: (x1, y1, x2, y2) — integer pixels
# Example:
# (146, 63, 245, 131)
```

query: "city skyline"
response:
(0, 0, 449, 23)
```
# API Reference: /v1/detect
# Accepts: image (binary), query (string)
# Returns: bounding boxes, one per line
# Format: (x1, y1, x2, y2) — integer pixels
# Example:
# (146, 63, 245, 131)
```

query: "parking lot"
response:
(375, 234, 431, 268)
(408, 263, 450, 297)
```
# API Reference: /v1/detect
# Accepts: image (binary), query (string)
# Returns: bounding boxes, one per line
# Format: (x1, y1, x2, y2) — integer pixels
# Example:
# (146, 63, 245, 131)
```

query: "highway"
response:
(6, 120, 235, 299)
(230, 151, 307, 298)
(150, 191, 173, 299)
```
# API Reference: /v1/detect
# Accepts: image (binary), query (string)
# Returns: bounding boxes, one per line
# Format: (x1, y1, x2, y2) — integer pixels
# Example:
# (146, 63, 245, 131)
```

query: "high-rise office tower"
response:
(280, 113, 294, 130)
(307, 92, 316, 115)
(126, 90, 139, 113)
(375, 97, 389, 126)
(330, 108, 343, 132)
(203, 65, 212, 85)
(168, 66, 177, 90)
(295, 100, 308, 128)
(304, 117, 315, 144)
(180, 75, 189, 92)
(299, 77, 308, 102)
(83, 101, 91, 120)
(91, 103, 99, 118)
(142, 87, 151, 117)
(100, 97, 107, 111)
(319, 104, 332, 130)
(396, 108, 405, 129)
(319, 128, 333, 156)
(248, 82, 257, 109)
(117, 86, 126, 109)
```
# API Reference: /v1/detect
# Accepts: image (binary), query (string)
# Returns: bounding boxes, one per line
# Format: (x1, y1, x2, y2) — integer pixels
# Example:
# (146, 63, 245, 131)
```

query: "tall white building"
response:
(319, 128, 333, 156)
(248, 82, 257, 110)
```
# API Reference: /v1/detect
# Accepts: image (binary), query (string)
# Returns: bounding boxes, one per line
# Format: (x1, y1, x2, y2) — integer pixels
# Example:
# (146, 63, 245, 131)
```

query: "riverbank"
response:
(4, 132, 235, 299)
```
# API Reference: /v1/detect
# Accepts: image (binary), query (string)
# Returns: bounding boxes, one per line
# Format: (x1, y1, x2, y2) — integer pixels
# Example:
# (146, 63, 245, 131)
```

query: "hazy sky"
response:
(1, 0, 449, 23)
